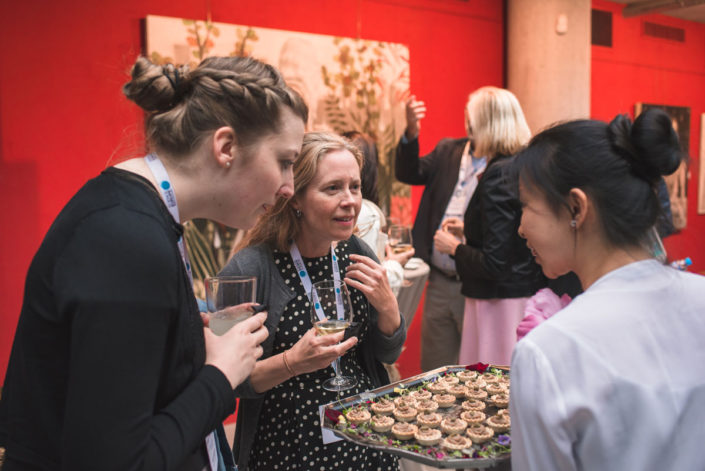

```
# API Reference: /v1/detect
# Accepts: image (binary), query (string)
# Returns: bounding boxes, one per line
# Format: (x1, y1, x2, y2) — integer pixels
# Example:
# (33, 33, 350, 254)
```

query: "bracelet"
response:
(282, 350, 297, 377)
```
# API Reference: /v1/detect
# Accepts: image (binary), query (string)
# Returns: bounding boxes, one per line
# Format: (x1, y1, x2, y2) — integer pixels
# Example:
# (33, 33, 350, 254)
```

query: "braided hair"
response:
(123, 56, 308, 157)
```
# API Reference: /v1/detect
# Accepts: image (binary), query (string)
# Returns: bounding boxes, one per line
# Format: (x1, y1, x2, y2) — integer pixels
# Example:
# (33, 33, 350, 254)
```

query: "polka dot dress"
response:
(247, 240, 398, 471)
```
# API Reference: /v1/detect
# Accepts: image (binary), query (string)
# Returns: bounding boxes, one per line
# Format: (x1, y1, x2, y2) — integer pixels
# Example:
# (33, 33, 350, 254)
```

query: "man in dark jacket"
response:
(395, 95, 486, 371)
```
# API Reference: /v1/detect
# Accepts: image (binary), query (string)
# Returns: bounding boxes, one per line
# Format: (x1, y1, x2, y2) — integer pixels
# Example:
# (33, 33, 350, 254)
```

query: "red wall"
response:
(591, 0, 705, 272)
(0, 0, 504, 382)
(3, 0, 702, 385)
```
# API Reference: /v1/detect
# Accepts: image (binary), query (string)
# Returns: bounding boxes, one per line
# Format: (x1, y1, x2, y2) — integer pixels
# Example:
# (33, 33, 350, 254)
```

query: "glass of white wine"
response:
(388, 225, 413, 255)
(310, 279, 356, 392)
(205, 275, 257, 335)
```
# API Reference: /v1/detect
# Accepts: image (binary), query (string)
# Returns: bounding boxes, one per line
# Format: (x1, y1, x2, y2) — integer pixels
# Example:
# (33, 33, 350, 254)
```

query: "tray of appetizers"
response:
(321, 364, 511, 468)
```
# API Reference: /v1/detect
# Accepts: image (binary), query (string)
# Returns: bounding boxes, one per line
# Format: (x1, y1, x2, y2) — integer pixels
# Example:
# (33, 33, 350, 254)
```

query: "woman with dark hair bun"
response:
(510, 108, 705, 471)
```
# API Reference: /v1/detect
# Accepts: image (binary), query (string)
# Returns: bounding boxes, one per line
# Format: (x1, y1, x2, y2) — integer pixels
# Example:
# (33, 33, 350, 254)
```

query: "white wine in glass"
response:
(310, 279, 356, 392)
(388, 225, 413, 254)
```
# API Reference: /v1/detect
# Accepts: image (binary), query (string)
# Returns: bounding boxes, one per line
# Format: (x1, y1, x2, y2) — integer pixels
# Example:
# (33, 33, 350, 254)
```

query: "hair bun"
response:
(123, 57, 191, 113)
(608, 110, 682, 183)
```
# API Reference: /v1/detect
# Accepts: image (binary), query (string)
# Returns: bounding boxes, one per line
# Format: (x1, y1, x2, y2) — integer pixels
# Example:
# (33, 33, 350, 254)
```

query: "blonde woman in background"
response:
(434, 86, 546, 366)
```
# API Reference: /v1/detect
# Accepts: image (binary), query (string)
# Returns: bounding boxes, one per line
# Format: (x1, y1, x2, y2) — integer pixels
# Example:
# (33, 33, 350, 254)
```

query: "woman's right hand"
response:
(286, 328, 358, 375)
(405, 95, 426, 140)
(204, 312, 269, 388)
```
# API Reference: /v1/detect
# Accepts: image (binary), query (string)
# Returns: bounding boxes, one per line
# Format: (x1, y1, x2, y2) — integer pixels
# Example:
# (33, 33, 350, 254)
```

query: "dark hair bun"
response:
(123, 57, 191, 113)
(608, 109, 682, 183)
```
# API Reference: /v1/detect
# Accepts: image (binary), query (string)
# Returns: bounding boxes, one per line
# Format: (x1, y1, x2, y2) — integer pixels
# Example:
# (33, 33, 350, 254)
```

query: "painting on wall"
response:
(146, 15, 410, 218)
(699, 113, 705, 215)
(635, 103, 690, 230)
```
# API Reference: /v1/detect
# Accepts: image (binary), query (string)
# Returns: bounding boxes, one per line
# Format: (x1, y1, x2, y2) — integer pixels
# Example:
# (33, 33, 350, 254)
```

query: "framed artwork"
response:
(635, 103, 690, 230)
(145, 15, 410, 217)
(699, 113, 705, 214)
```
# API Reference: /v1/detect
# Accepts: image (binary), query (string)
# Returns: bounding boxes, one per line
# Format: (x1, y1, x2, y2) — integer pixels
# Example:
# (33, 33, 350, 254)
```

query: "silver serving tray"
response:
(321, 365, 511, 469)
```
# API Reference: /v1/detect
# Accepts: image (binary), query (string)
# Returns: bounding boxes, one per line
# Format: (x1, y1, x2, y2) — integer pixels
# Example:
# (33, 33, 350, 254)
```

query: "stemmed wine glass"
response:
(388, 225, 414, 287)
(388, 225, 413, 255)
(310, 279, 357, 392)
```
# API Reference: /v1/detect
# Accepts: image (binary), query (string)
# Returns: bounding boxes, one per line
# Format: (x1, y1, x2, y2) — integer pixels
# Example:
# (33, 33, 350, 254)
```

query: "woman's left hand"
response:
(345, 254, 401, 335)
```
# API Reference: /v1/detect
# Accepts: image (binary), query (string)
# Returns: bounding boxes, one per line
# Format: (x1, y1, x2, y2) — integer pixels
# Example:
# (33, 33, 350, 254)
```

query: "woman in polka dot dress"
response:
(221, 132, 406, 470)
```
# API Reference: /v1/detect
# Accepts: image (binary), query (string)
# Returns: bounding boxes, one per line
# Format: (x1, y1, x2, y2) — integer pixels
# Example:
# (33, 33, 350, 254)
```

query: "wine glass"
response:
(388, 225, 413, 255)
(310, 279, 357, 392)
(205, 275, 257, 335)
(388, 225, 415, 287)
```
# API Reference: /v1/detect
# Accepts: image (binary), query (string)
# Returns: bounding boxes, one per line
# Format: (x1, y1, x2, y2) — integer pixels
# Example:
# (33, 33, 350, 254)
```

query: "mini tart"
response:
(416, 412, 443, 428)
(487, 410, 511, 433)
(490, 392, 510, 408)
(497, 375, 511, 388)
(394, 397, 416, 409)
(466, 385, 489, 401)
(414, 426, 442, 446)
(427, 381, 448, 394)
(370, 414, 395, 433)
(468, 378, 487, 389)
(371, 398, 395, 416)
(345, 407, 371, 425)
(485, 383, 506, 396)
(461, 399, 487, 411)
(446, 384, 469, 398)
(433, 393, 456, 408)
(460, 410, 487, 424)
(391, 422, 418, 441)
(481, 372, 501, 384)
(440, 417, 468, 435)
(466, 423, 494, 444)
(440, 375, 460, 386)
(457, 370, 478, 383)
(393, 405, 418, 422)
(409, 389, 433, 402)
(442, 433, 472, 451)
(415, 399, 439, 413)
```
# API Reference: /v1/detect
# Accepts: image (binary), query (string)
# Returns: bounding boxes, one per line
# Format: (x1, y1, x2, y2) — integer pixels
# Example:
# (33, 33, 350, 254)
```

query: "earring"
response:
(570, 219, 577, 228)
(295, 209, 302, 218)
(225, 161, 231, 168)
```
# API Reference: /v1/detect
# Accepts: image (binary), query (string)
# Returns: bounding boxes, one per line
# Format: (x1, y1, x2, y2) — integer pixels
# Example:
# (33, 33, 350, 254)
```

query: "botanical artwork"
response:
(146, 15, 410, 213)
(146, 15, 411, 295)
(635, 103, 690, 230)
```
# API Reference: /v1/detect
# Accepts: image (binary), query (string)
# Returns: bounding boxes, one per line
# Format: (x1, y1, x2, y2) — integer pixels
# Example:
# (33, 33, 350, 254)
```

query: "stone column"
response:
(507, 0, 591, 134)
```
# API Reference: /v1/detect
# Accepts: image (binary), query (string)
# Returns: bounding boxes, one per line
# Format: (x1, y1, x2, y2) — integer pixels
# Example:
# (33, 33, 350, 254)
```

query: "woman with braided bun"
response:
(509, 108, 705, 471)
(0, 55, 307, 470)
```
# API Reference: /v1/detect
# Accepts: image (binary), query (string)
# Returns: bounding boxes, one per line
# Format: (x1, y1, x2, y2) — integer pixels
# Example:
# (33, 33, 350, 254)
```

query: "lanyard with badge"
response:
(290, 240, 351, 446)
(289, 241, 344, 321)
(143, 153, 219, 471)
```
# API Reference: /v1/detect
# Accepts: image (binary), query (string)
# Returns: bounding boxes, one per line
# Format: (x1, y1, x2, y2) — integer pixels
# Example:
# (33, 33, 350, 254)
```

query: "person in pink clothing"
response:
(434, 87, 546, 366)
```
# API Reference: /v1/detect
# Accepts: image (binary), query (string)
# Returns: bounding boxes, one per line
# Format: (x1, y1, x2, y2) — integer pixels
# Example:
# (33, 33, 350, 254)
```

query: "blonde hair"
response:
(239, 132, 363, 252)
(466, 86, 531, 159)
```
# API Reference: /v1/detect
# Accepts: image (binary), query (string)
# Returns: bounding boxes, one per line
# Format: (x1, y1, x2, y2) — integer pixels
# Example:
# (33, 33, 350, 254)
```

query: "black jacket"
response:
(454, 154, 546, 299)
(395, 136, 468, 265)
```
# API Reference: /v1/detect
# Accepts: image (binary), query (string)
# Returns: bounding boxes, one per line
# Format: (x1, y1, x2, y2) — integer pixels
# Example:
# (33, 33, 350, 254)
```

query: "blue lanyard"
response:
(290, 242, 344, 321)
(143, 154, 193, 284)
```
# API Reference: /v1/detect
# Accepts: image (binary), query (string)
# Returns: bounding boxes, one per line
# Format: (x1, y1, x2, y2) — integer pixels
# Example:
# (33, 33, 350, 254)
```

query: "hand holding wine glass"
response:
(310, 279, 357, 392)
(388, 225, 413, 255)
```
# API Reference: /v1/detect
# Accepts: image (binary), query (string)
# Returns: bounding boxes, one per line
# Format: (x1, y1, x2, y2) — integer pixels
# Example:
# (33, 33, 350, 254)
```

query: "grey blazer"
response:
(221, 235, 406, 470)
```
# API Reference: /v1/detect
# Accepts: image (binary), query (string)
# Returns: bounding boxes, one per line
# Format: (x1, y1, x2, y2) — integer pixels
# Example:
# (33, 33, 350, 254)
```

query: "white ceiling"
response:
(611, 0, 705, 24)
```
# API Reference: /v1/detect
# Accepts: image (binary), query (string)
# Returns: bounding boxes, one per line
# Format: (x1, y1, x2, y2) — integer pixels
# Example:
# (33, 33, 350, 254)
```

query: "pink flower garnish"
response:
(324, 408, 342, 423)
